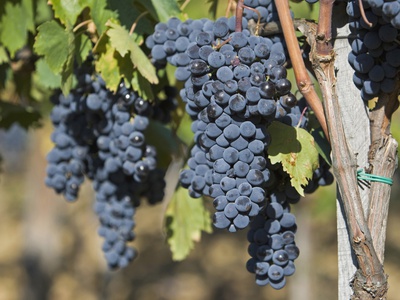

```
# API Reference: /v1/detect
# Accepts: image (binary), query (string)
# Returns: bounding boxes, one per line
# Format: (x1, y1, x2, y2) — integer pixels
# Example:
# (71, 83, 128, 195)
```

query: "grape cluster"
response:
(170, 16, 300, 233)
(246, 189, 299, 288)
(346, 1, 399, 100)
(363, 0, 400, 29)
(45, 62, 174, 269)
(144, 0, 335, 286)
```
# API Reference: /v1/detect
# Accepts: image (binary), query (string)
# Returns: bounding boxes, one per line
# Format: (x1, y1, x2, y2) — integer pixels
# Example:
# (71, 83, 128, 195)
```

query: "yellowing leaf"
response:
(165, 187, 212, 261)
(268, 121, 319, 196)
(95, 42, 120, 92)
(106, 21, 158, 84)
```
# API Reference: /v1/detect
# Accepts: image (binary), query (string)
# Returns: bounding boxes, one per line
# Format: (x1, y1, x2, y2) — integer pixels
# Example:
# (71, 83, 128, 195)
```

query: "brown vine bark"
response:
(367, 89, 399, 263)
(295, 1, 392, 298)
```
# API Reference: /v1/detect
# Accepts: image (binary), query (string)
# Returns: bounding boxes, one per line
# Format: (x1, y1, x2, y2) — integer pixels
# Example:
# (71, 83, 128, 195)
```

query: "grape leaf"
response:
(34, 21, 70, 73)
(0, 1, 34, 57)
(90, 0, 117, 36)
(60, 24, 76, 96)
(149, 0, 181, 23)
(165, 187, 212, 261)
(50, 0, 87, 25)
(106, 21, 159, 85)
(22, 0, 35, 32)
(268, 121, 319, 196)
(74, 33, 92, 65)
(35, 0, 53, 24)
(95, 41, 121, 92)
(35, 58, 62, 89)
(131, 70, 154, 100)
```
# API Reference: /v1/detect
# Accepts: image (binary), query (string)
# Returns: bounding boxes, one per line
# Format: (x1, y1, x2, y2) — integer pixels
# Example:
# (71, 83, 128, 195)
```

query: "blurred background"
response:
(0, 115, 399, 300)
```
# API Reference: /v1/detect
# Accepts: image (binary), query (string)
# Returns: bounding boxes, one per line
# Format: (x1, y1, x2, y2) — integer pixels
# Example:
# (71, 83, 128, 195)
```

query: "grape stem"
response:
(297, 1, 389, 298)
(358, 0, 373, 28)
(225, 0, 235, 18)
(235, 0, 244, 32)
(274, 0, 328, 140)
(73, 19, 92, 33)
(129, 11, 149, 35)
(180, 0, 191, 11)
(242, 5, 261, 35)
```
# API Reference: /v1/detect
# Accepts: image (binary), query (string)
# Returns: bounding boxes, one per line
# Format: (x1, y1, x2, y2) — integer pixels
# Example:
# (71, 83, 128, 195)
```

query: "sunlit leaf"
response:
(268, 121, 319, 196)
(106, 21, 158, 84)
(165, 186, 212, 261)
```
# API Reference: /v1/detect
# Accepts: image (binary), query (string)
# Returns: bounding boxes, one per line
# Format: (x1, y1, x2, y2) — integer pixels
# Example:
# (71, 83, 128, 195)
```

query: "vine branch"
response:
(274, 0, 328, 140)
(296, 0, 389, 297)
(367, 84, 400, 262)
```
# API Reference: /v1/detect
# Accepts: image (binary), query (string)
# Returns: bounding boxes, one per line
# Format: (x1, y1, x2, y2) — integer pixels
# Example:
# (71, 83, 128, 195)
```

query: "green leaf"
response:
(50, 0, 87, 25)
(60, 25, 76, 95)
(165, 186, 212, 261)
(268, 121, 319, 196)
(0, 46, 8, 64)
(131, 70, 154, 100)
(0, 2, 34, 57)
(90, 0, 117, 36)
(106, 21, 159, 85)
(149, 0, 180, 23)
(22, 0, 35, 32)
(35, 58, 62, 89)
(0, 101, 41, 130)
(34, 20, 70, 73)
(74, 33, 92, 65)
(35, 0, 54, 24)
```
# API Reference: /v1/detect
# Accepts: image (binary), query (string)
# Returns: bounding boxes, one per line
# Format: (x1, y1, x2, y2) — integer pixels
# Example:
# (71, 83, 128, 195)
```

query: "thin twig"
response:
(243, 5, 261, 35)
(73, 19, 92, 33)
(180, 0, 191, 11)
(225, 0, 235, 18)
(129, 11, 149, 35)
(358, 0, 372, 27)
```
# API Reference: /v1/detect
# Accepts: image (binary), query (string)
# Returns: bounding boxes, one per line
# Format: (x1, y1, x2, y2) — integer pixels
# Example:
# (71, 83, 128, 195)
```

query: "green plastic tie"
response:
(357, 169, 393, 186)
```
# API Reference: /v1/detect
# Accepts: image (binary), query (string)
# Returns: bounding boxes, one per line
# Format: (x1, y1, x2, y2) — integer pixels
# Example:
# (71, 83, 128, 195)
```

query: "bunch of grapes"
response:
(44, 0, 335, 289)
(145, 2, 333, 287)
(346, 1, 399, 101)
(45, 61, 175, 269)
